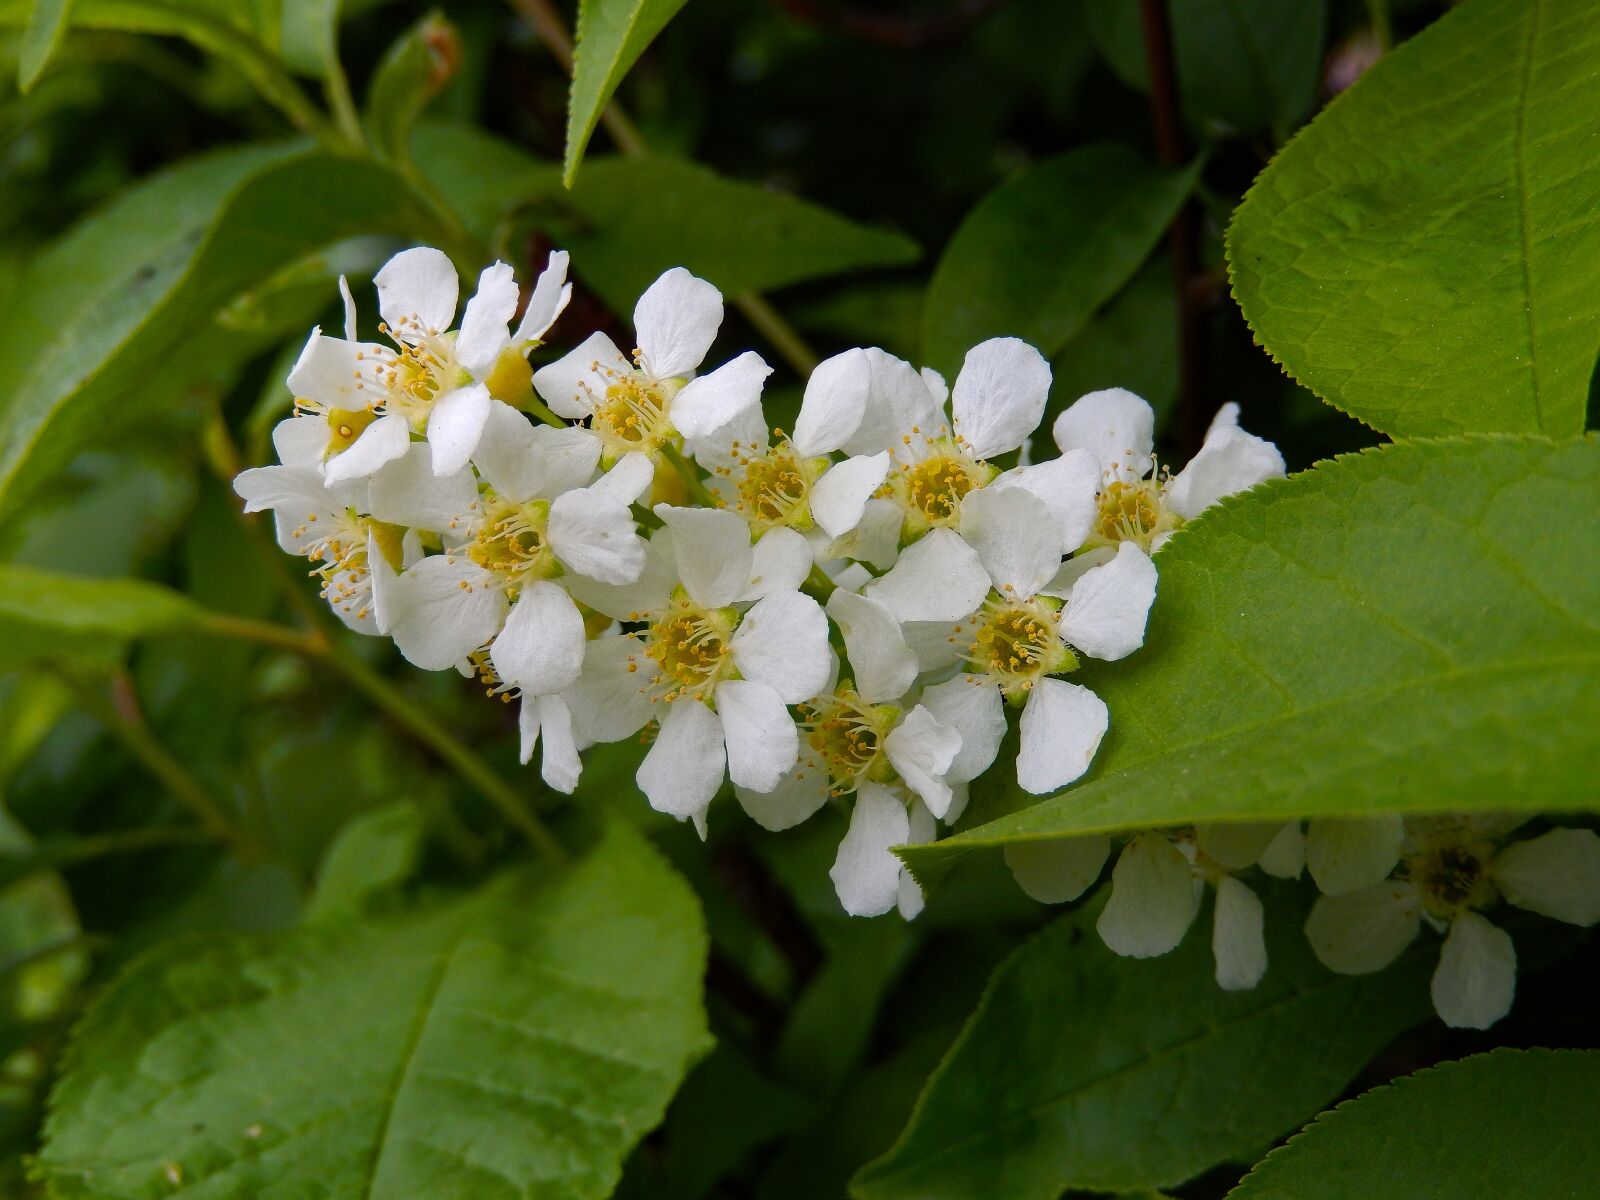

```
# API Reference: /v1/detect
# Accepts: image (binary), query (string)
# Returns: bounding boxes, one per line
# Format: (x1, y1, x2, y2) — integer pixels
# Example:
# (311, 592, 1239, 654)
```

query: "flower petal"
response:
(271, 414, 331, 470)
(637, 698, 725, 828)
(672, 350, 772, 438)
(897, 799, 938, 921)
(715, 679, 798, 793)
(960, 485, 1061, 598)
(366, 442, 477, 530)
(563, 532, 675, 622)
(1003, 835, 1109, 904)
(1051, 387, 1155, 484)
(424, 383, 492, 477)
(564, 634, 655, 743)
(653, 504, 754, 608)
(884, 704, 959, 819)
(323, 412, 412, 485)
(535, 694, 582, 793)
(811, 452, 891, 540)
(1305, 815, 1404, 896)
(386, 556, 508, 670)
(374, 246, 458, 338)
(862, 528, 990, 623)
(1165, 407, 1285, 519)
(950, 336, 1051, 460)
(549, 488, 648, 585)
(730, 589, 832, 704)
(991, 449, 1103, 556)
(1212, 875, 1267, 991)
(735, 749, 829, 832)
(1039, 545, 1117, 600)
(1491, 827, 1600, 926)
(845, 349, 944, 458)
(1016, 678, 1108, 794)
(742, 527, 813, 602)
(513, 249, 572, 344)
(490, 580, 586, 694)
(1057, 541, 1157, 661)
(829, 782, 910, 918)
(918, 674, 1006, 783)
(1196, 821, 1283, 872)
(232, 465, 332, 552)
(1257, 821, 1306, 879)
(455, 261, 519, 376)
(634, 267, 723, 379)
(826, 588, 918, 706)
(338, 275, 358, 341)
(1431, 911, 1516, 1030)
(792, 347, 871, 457)
(532, 331, 631, 419)
(286, 330, 388, 412)
(588, 451, 654, 507)
(1096, 833, 1200, 958)
(1303, 881, 1422, 973)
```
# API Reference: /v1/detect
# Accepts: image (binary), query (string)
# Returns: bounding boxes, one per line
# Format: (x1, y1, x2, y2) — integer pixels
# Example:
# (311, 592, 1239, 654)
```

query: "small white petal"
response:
(1212, 875, 1267, 991)
(918, 674, 1006, 783)
(830, 782, 911, 918)
(811, 452, 891, 540)
(792, 347, 871, 456)
(1304, 881, 1422, 973)
(1051, 387, 1155, 484)
(735, 749, 829, 832)
(536, 694, 581, 793)
(425, 383, 492, 476)
(950, 336, 1051, 460)
(899, 618, 967, 676)
(1096, 833, 1200, 958)
(1491, 828, 1600, 926)
(634, 267, 723, 379)
(490, 580, 586, 694)
(1165, 411, 1285, 520)
(374, 246, 458, 338)
(863, 528, 990, 623)
(366, 442, 477, 531)
(589, 451, 654, 507)
(286, 330, 388, 411)
(920, 366, 948, 406)
(960, 486, 1062, 598)
(323, 413, 412, 484)
(730, 590, 832, 704)
(844, 349, 944, 458)
(741, 527, 813, 603)
(637, 698, 725, 827)
(1040, 545, 1117, 600)
(1305, 815, 1404, 896)
(513, 249, 571, 344)
(232, 465, 331, 552)
(271, 414, 331, 470)
(884, 705, 960, 819)
(1431, 911, 1516, 1030)
(822, 497, 902, 570)
(563, 532, 674, 622)
(1196, 822, 1283, 872)
(338, 275, 358, 341)
(549, 489, 647, 585)
(1016, 678, 1108, 795)
(897, 799, 939, 921)
(1257, 821, 1306, 879)
(532, 331, 631, 419)
(672, 351, 772, 439)
(1003, 836, 1109, 904)
(992, 449, 1103, 556)
(655, 504, 754, 609)
(715, 679, 798, 793)
(386, 556, 508, 671)
(826, 589, 918, 706)
(564, 634, 655, 743)
(455, 261, 519, 376)
(1057, 541, 1157, 661)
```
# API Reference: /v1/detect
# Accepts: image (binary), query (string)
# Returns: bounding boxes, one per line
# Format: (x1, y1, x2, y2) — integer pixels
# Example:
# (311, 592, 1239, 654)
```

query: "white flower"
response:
(1305, 816, 1600, 1029)
(532, 267, 769, 463)
(829, 784, 943, 921)
(1304, 814, 1404, 895)
(561, 506, 832, 836)
(1095, 822, 1302, 990)
(889, 487, 1157, 796)
(1052, 389, 1285, 555)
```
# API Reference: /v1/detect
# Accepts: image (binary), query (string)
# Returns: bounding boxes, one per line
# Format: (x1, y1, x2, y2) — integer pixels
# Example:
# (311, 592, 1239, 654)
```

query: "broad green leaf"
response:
(37, 820, 711, 1199)
(17, 0, 74, 91)
(364, 11, 459, 164)
(853, 886, 1435, 1199)
(903, 436, 1600, 889)
(410, 120, 557, 238)
(1047, 257, 1177, 427)
(922, 146, 1196, 376)
(0, 564, 205, 670)
(564, 0, 689, 186)
(304, 801, 425, 924)
(1228, 0, 1600, 438)
(1229, 1049, 1600, 1199)
(0, 143, 426, 518)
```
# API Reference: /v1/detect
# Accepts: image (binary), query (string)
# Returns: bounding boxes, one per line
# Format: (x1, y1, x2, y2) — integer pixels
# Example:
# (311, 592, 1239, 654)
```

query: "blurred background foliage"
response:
(0, 0, 1593, 1196)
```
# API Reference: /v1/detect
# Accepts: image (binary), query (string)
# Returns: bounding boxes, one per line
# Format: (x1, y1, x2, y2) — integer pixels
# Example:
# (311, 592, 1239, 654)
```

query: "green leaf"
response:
(37, 820, 711, 1199)
(1228, 1049, 1600, 1199)
(853, 886, 1435, 1199)
(564, 0, 689, 186)
(305, 801, 426, 924)
(365, 11, 460, 164)
(903, 435, 1600, 889)
(0, 143, 426, 519)
(558, 155, 921, 315)
(1047, 256, 1178, 428)
(17, 0, 74, 92)
(922, 145, 1196, 376)
(1228, 0, 1600, 438)
(0, 564, 205, 670)
(279, 0, 341, 77)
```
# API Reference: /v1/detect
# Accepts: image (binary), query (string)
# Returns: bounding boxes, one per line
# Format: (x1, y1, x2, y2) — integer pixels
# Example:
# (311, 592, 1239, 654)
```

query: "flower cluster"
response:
(238, 245, 1289, 919)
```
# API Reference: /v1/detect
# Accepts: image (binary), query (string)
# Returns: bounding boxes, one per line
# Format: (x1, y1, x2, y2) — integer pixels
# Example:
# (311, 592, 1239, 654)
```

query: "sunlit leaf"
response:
(564, 0, 689, 185)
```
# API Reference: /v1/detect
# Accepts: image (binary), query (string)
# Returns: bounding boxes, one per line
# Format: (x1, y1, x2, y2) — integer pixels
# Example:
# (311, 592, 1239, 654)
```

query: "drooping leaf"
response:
(922, 145, 1196, 376)
(853, 886, 1435, 1199)
(0, 564, 206, 670)
(17, 0, 74, 91)
(279, 0, 342, 77)
(903, 435, 1600, 889)
(365, 12, 460, 165)
(1228, 0, 1600, 438)
(1228, 1049, 1600, 1199)
(304, 801, 426, 924)
(0, 143, 427, 519)
(37, 820, 711, 1200)
(564, 0, 690, 186)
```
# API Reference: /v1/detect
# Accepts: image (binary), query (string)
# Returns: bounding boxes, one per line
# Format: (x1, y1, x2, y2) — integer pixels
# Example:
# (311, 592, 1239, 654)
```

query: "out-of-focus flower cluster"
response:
(236, 247, 1596, 1028)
